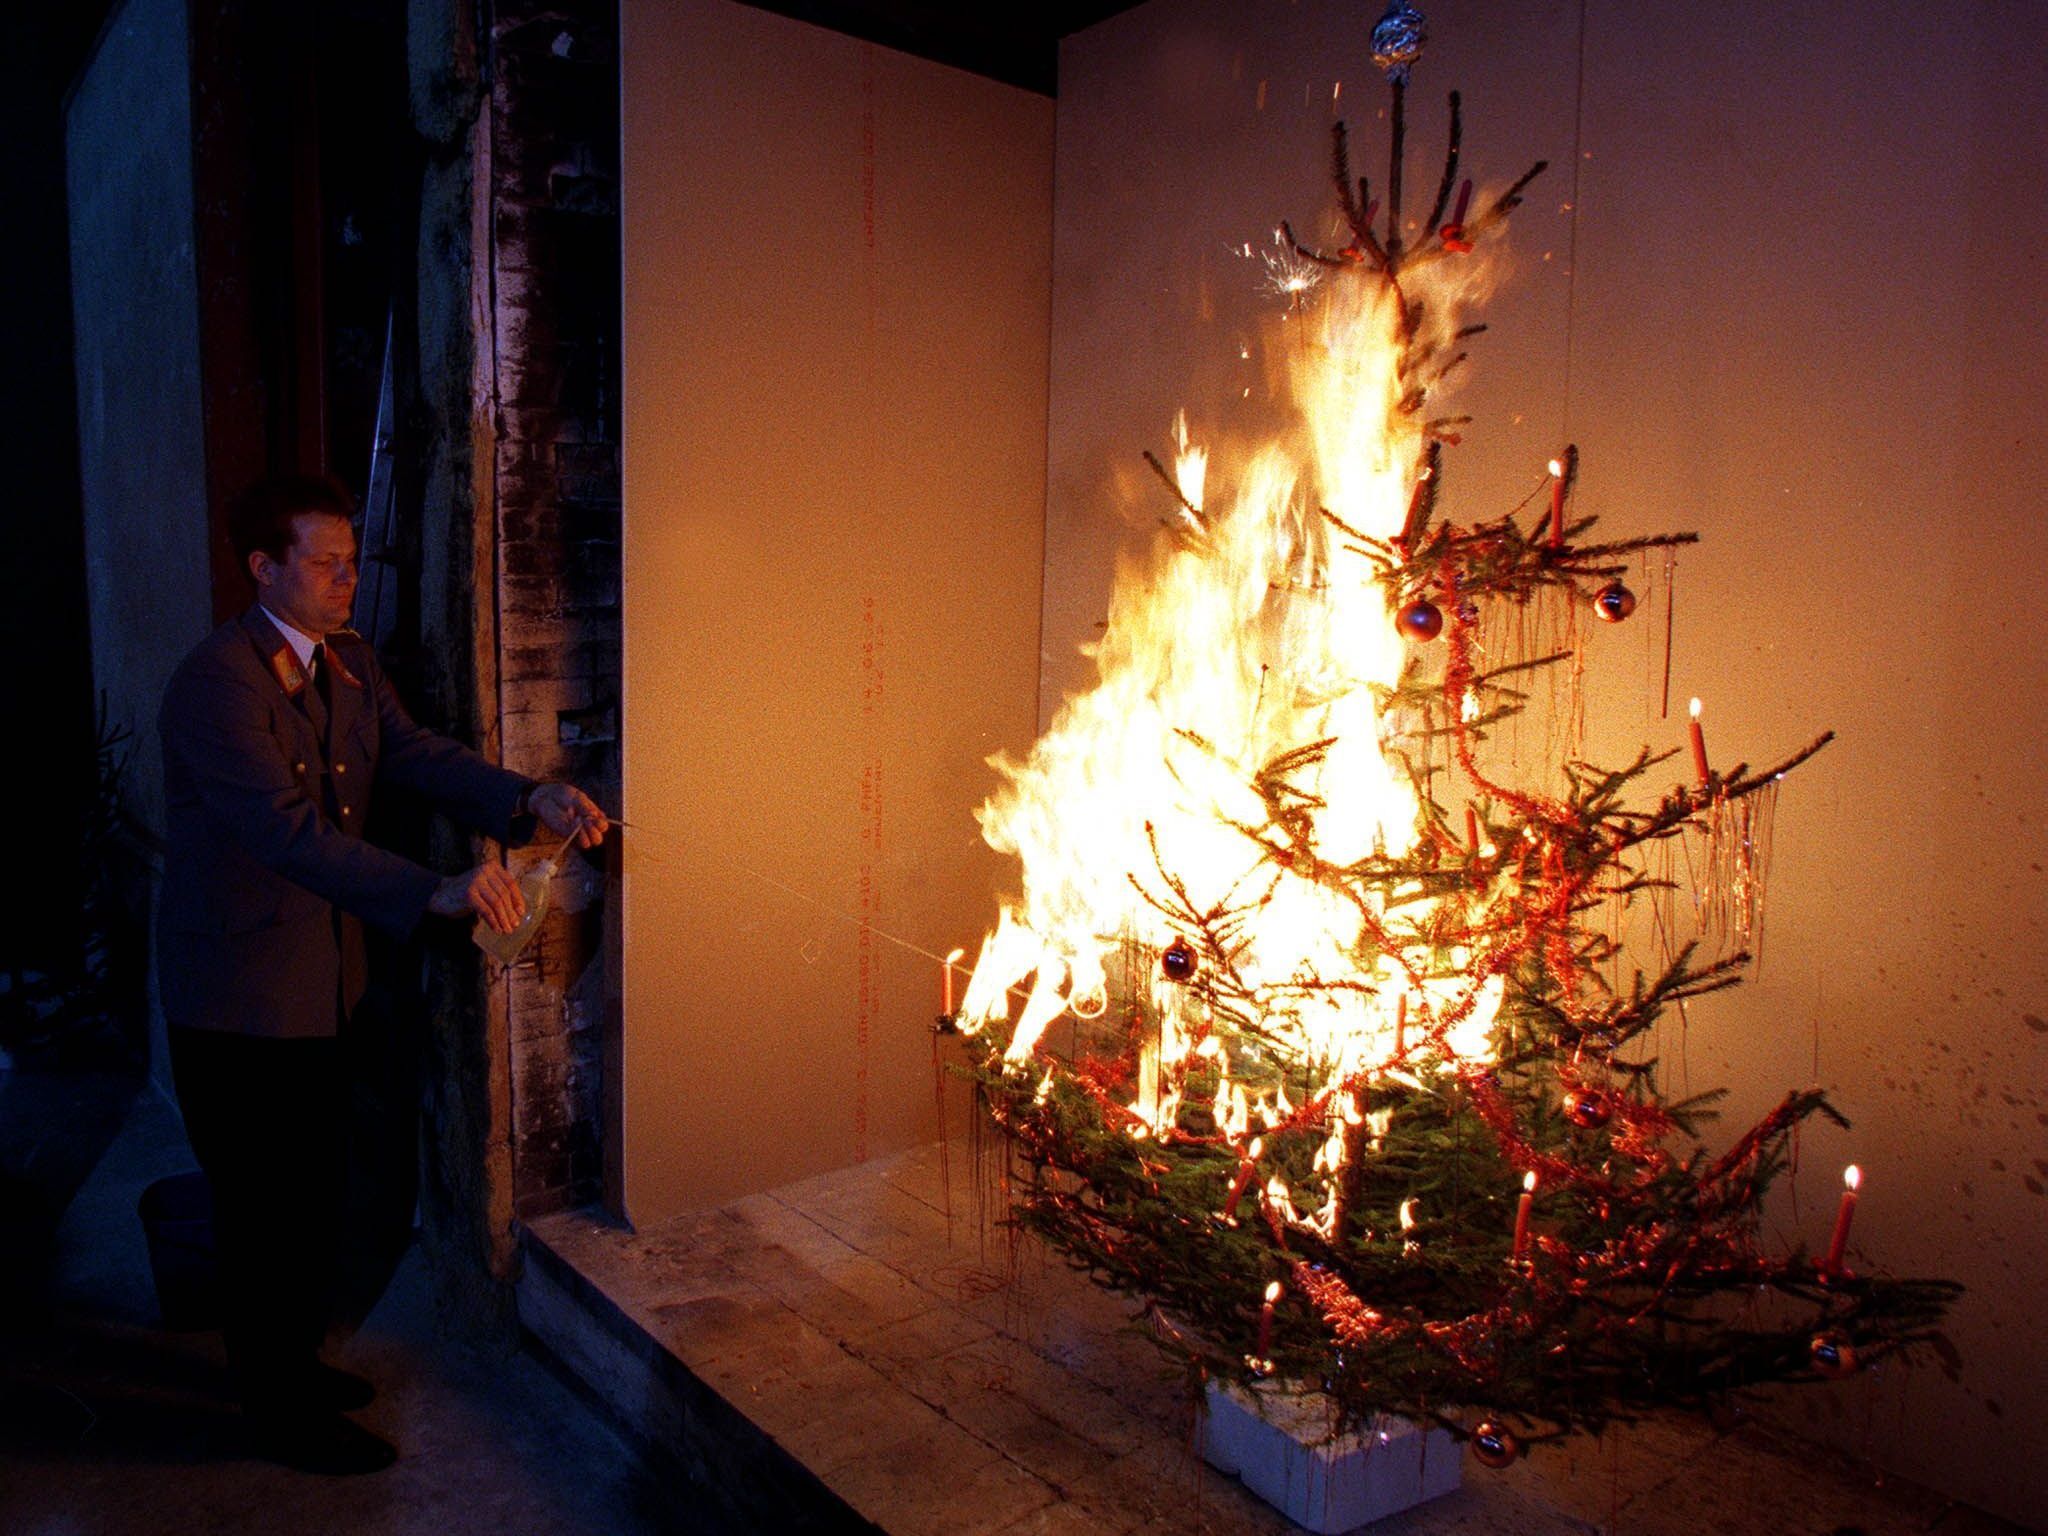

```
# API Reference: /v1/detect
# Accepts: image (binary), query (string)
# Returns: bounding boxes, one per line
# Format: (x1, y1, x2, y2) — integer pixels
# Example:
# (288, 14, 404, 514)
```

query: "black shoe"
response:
(307, 1361, 377, 1412)
(252, 1410, 398, 1476)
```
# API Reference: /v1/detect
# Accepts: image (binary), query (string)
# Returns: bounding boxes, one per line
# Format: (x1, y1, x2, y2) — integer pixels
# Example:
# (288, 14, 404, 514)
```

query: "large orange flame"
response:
(960, 265, 1504, 1208)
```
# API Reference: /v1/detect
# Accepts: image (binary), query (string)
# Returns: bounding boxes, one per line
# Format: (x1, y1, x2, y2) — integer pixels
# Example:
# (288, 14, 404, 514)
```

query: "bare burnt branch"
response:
(1424, 90, 1464, 235)
(1141, 449, 1209, 533)
(1281, 218, 1368, 270)
(1386, 79, 1407, 262)
(1334, 120, 1363, 230)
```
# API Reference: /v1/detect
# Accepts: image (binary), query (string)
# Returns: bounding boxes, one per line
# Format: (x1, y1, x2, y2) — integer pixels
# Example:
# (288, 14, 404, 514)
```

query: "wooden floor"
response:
(521, 1140, 2019, 1536)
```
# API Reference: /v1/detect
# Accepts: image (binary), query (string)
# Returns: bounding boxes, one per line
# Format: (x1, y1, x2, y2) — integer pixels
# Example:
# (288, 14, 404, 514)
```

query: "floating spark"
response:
(1256, 229, 1324, 306)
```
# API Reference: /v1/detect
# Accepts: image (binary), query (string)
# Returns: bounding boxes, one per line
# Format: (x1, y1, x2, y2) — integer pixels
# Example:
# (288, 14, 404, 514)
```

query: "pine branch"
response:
(1566, 532, 1701, 560)
(1423, 90, 1464, 236)
(1397, 440, 1443, 545)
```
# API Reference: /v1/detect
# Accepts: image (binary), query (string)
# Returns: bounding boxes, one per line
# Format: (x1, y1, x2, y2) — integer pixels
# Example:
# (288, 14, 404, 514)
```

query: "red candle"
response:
(1547, 458, 1566, 545)
(1511, 1171, 1536, 1263)
(1255, 1279, 1282, 1368)
(1394, 992, 1408, 1057)
(942, 946, 965, 1016)
(1440, 178, 1474, 251)
(1688, 698, 1710, 785)
(1824, 1165, 1861, 1273)
(1465, 805, 1480, 860)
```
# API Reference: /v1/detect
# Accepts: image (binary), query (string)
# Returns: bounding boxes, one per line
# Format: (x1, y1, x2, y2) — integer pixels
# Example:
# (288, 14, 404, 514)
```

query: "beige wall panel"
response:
(621, 0, 1051, 1218)
(1051, 0, 2046, 1522)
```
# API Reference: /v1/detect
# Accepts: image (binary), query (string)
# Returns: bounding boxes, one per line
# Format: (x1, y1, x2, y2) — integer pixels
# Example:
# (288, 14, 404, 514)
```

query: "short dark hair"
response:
(227, 474, 357, 569)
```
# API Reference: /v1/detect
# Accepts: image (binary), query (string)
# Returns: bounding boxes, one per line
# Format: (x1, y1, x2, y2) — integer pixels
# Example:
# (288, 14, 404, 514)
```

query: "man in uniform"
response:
(157, 474, 606, 1474)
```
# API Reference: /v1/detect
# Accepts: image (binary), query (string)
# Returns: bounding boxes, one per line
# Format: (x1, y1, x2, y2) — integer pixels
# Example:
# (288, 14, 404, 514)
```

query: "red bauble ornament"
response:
(1160, 938, 1199, 983)
(1809, 1331, 1858, 1380)
(1592, 581, 1636, 622)
(1398, 598, 1444, 641)
(1469, 1420, 1520, 1468)
(1563, 1087, 1613, 1130)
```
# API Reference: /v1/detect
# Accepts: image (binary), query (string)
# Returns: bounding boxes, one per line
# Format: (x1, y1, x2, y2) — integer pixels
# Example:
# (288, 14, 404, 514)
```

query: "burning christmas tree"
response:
(944, 6, 1956, 1465)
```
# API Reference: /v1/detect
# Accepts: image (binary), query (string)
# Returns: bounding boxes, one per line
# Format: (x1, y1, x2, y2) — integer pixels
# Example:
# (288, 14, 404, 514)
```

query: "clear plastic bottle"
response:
(472, 857, 557, 963)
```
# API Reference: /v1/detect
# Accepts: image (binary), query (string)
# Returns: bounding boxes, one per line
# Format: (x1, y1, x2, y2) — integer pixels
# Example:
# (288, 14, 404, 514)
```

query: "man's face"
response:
(251, 512, 357, 637)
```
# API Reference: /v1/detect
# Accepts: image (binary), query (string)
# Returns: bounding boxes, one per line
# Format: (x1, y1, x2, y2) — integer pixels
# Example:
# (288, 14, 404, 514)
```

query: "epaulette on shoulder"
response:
(330, 626, 365, 642)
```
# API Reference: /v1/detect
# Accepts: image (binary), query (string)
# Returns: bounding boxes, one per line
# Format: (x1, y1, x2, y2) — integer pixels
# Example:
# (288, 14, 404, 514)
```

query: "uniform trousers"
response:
(169, 1024, 345, 1411)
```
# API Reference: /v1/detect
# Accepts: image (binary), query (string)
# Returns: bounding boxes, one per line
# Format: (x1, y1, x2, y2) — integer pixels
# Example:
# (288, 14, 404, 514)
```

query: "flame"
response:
(1844, 1164, 1861, 1192)
(1172, 409, 1207, 517)
(964, 257, 1505, 1187)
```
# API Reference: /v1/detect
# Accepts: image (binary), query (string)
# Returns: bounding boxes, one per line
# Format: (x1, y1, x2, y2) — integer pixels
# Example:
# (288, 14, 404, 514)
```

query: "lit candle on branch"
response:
(940, 946, 966, 1019)
(1511, 1171, 1537, 1263)
(1255, 1279, 1282, 1370)
(1688, 697, 1711, 785)
(1545, 445, 1579, 546)
(1465, 805, 1480, 860)
(1824, 1164, 1861, 1274)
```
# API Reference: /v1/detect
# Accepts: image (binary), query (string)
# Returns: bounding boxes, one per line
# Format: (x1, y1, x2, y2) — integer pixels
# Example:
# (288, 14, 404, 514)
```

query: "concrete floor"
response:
(0, 1050, 699, 1536)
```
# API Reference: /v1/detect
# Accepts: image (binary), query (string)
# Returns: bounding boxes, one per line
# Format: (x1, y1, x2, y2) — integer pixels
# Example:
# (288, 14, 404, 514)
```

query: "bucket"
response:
(139, 1170, 219, 1330)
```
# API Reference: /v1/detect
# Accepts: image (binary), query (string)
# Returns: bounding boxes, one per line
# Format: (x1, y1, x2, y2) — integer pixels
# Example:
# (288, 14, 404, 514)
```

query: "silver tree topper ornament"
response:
(1371, 1, 1427, 84)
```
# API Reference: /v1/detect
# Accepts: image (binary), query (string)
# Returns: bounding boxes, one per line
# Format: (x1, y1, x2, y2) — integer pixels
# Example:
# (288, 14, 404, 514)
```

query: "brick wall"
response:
(485, 0, 621, 1218)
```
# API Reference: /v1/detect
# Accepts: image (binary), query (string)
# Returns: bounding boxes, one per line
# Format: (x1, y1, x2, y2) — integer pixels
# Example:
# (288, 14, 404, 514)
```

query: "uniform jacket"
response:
(158, 607, 534, 1038)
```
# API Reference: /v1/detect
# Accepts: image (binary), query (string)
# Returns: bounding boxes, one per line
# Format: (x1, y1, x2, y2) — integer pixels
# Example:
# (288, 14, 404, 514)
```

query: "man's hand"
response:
(429, 863, 529, 932)
(527, 782, 609, 848)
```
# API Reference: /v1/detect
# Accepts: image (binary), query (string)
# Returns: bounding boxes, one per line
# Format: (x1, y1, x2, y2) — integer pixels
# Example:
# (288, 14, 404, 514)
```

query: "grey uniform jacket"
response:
(158, 607, 534, 1038)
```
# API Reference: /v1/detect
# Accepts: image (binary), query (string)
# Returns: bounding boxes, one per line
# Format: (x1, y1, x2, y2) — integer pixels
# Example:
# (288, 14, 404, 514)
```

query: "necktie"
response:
(304, 642, 331, 738)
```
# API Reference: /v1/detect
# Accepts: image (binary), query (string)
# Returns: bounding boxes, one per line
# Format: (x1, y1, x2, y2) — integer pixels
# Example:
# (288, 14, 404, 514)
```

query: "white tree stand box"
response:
(1201, 1379, 1462, 1532)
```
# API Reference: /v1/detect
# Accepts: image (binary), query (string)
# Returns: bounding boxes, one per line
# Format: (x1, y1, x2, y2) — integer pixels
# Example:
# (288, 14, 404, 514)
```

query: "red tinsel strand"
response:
(1461, 1067, 1630, 1199)
(1418, 1299, 1532, 1379)
(1440, 580, 1579, 832)
(1453, 925, 1545, 1028)
(1699, 1090, 1805, 1189)
(1068, 1064, 1150, 1135)
(1537, 841, 1588, 999)
(1606, 1101, 1676, 1170)
(1291, 1261, 1387, 1350)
